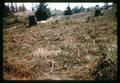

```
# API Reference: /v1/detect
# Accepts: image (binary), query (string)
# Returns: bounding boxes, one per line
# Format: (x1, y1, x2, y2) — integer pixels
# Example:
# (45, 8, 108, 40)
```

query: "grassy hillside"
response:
(3, 7, 117, 80)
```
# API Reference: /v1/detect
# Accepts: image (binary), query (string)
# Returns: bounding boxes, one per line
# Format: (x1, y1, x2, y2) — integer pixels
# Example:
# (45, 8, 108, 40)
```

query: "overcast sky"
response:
(5, 2, 113, 11)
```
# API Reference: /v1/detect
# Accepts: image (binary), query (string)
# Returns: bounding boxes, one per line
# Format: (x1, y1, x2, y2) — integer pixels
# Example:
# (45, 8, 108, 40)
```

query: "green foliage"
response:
(94, 10, 102, 16)
(21, 4, 27, 11)
(64, 6, 73, 15)
(18, 4, 27, 12)
(72, 5, 85, 14)
(3, 4, 11, 18)
(79, 5, 85, 12)
(72, 6, 80, 14)
(35, 3, 51, 21)
(94, 5, 102, 16)
(10, 3, 15, 13)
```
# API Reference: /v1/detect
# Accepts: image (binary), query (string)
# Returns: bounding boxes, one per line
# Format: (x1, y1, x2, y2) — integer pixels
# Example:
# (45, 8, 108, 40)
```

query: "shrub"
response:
(91, 54, 117, 80)
(94, 10, 102, 16)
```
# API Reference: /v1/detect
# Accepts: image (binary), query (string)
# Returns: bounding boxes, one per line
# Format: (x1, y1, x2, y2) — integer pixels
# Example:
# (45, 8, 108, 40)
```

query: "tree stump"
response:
(28, 15, 37, 27)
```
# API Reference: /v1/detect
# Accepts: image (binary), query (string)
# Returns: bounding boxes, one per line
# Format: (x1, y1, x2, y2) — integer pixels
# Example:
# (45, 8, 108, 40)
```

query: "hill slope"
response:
(3, 7, 117, 80)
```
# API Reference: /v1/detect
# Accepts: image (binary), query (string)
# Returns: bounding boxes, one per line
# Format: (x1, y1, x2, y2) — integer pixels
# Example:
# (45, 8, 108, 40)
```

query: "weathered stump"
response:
(28, 15, 37, 27)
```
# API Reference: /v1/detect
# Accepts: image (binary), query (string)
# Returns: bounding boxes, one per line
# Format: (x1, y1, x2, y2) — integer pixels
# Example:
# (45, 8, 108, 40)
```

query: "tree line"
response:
(3, 2, 116, 26)
(3, 3, 27, 18)
(3, 3, 87, 19)
(4, 3, 26, 13)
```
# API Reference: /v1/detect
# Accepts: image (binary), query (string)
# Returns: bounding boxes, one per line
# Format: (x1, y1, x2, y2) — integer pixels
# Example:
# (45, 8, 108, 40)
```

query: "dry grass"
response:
(3, 8, 117, 80)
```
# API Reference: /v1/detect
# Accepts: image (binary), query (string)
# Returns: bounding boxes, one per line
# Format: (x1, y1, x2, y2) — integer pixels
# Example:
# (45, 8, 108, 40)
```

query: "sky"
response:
(5, 2, 113, 11)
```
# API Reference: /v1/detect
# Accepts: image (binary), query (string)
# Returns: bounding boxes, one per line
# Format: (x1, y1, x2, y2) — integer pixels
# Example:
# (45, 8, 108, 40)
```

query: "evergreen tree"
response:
(18, 6, 22, 12)
(15, 3, 18, 12)
(18, 5, 26, 12)
(10, 3, 15, 13)
(32, 7, 34, 11)
(112, 0, 117, 6)
(94, 5, 102, 16)
(31, 4, 35, 11)
(104, 3, 109, 9)
(87, 8, 90, 12)
(36, 4, 39, 10)
(79, 5, 85, 12)
(72, 6, 80, 13)
(35, 3, 51, 21)
(64, 5, 72, 15)
(21, 4, 26, 11)
(3, 3, 11, 17)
